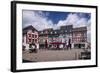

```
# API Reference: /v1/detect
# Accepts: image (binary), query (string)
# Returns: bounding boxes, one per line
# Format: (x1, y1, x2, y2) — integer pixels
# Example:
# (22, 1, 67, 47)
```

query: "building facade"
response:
(23, 26, 39, 50)
(38, 25, 73, 49)
(59, 25, 73, 49)
(72, 27, 87, 49)
(23, 25, 87, 50)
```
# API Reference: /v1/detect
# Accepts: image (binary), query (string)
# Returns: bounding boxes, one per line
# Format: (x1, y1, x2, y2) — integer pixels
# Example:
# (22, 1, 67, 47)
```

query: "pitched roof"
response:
(23, 25, 38, 35)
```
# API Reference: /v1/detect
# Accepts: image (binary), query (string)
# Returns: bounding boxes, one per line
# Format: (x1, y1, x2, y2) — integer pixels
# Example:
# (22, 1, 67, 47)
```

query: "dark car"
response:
(79, 51, 91, 60)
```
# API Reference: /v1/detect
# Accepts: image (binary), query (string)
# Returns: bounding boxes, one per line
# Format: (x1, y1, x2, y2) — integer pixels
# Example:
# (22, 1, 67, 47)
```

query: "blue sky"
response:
(42, 11, 69, 24)
(22, 10, 91, 29)
(42, 11, 90, 24)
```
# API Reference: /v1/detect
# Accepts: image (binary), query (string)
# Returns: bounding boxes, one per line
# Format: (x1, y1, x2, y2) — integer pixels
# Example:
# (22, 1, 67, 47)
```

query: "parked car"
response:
(79, 51, 91, 60)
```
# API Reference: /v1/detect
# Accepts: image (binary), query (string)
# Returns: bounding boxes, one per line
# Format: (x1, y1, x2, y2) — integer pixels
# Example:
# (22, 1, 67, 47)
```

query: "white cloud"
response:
(23, 11, 90, 30)
(56, 13, 89, 28)
(66, 13, 80, 25)
(23, 10, 53, 30)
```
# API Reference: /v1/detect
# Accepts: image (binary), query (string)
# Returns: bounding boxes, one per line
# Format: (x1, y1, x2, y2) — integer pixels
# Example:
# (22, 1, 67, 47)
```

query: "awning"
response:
(50, 42, 65, 45)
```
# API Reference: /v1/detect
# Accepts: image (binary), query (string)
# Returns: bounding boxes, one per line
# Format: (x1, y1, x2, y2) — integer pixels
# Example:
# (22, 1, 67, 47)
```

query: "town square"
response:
(22, 10, 91, 62)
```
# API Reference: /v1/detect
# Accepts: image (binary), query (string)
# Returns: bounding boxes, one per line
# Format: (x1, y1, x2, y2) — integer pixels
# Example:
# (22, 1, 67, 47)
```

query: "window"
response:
(35, 39, 37, 42)
(32, 39, 34, 43)
(28, 34, 31, 38)
(35, 35, 37, 38)
(28, 39, 32, 43)
(32, 34, 34, 38)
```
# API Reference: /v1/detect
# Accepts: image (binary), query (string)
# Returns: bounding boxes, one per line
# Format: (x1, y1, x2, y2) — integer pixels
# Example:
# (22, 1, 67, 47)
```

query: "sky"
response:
(22, 10, 91, 42)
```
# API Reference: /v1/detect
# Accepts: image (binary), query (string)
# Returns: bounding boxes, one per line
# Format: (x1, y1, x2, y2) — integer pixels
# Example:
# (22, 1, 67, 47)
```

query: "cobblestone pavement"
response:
(22, 49, 87, 62)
